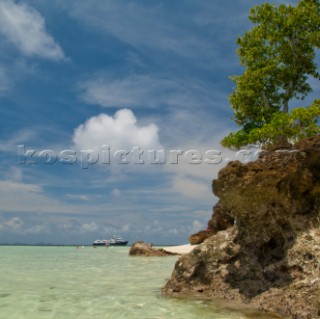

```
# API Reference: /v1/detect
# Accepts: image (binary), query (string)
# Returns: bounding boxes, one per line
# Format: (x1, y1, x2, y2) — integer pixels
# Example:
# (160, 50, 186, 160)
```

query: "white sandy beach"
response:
(163, 244, 198, 254)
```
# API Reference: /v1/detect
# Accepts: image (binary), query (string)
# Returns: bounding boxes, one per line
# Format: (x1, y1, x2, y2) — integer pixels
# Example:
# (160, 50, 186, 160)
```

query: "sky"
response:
(0, 0, 316, 245)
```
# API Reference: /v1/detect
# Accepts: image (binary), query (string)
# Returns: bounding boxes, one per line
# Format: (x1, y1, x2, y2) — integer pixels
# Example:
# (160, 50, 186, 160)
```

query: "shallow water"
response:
(0, 246, 285, 319)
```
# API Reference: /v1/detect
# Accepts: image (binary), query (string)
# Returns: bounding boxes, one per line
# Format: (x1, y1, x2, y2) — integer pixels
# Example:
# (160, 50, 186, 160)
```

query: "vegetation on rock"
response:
(221, 0, 320, 149)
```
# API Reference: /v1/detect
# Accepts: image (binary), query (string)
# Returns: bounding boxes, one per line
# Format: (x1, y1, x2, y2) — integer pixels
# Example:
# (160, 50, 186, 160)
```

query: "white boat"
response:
(92, 234, 128, 246)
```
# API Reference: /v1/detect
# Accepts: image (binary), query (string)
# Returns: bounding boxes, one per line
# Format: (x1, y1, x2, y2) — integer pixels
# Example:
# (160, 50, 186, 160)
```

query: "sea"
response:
(0, 246, 285, 319)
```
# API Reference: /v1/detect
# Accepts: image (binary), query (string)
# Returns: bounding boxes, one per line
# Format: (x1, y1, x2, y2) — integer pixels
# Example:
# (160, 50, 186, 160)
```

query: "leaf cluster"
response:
(223, 0, 320, 149)
(222, 99, 320, 149)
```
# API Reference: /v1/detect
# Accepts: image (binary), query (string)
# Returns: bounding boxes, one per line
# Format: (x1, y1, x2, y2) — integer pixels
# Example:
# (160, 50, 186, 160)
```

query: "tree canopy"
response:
(221, 0, 320, 149)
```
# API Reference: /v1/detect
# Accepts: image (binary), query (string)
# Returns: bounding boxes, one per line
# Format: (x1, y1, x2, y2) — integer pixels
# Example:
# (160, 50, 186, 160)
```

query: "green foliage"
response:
(222, 0, 320, 149)
(222, 100, 320, 149)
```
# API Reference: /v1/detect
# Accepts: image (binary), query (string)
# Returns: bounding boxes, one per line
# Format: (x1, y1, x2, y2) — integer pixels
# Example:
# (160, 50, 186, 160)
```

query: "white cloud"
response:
(25, 224, 49, 234)
(4, 166, 23, 182)
(80, 75, 177, 108)
(172, 176, 212, 200)
(0, 180, 42, 193)
(0, 180, 76, 213)
(0, 60, 43, 95)
(191, 219, 205, 233)
(168, 228, 178, 235)
(78, 74, 234, 160)
(65, 194, 91, 201)
(0, 217, 24, 231)
(0, 129, 37, 153)
(0, 0, 65, 60)
(73, 109, 162, 151)
(81, 222, 99, 233)
(80, 74, 226, 110)
(121, 224, 130, 232)
(111, 188, 121, 197)
(5, 217, 23, 229)
(58, 1, 219, 62)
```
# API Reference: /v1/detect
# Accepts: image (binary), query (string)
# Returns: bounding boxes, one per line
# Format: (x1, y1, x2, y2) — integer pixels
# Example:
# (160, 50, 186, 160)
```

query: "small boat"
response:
(92, 234, 128, 246)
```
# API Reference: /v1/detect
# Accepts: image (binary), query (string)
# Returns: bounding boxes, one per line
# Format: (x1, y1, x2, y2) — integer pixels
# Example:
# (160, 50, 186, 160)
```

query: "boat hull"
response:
(109, 241, 128, 246)
(93, 234, 128, 246)
(92, 241, 128, 246)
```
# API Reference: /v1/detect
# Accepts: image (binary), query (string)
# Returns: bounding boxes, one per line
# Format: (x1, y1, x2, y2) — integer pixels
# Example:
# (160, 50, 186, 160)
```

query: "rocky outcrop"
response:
(163, 135, 320, 319)
(129, 241, 179, 256)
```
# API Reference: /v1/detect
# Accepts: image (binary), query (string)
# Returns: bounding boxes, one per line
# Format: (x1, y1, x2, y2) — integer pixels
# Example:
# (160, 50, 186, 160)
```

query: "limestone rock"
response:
(163, 135, 320, 319)
(129, 241, 179, 256)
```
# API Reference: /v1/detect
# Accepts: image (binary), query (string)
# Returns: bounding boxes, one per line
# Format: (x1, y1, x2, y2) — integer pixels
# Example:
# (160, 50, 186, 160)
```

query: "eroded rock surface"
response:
(163, 135, 320, 319)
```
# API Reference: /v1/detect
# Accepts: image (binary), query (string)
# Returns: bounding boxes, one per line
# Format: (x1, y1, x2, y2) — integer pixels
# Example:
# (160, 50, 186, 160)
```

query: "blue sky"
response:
(0, 0, 315, 245)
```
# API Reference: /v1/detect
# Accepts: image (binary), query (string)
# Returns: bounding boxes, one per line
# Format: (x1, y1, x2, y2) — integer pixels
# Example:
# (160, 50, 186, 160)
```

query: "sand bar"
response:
(162, 244, 198, 254)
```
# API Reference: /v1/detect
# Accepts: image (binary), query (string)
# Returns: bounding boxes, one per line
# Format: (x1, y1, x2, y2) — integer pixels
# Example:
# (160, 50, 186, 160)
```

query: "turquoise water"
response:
(0, 246, 284, 319)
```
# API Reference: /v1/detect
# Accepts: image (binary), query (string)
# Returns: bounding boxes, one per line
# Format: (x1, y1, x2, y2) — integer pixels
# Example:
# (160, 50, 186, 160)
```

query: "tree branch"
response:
(261, 90, 272, 109)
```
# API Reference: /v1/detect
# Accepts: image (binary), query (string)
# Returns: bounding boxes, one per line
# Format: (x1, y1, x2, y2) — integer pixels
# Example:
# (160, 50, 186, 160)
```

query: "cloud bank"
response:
(73, 109, 162, 151)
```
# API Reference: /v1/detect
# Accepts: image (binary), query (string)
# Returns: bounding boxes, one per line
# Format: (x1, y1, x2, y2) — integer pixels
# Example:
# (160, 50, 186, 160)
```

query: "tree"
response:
(221, 0, 320, 149)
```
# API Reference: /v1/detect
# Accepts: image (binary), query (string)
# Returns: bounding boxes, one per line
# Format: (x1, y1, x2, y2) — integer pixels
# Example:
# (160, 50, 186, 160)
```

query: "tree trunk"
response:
(282, 99, 289, 113)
